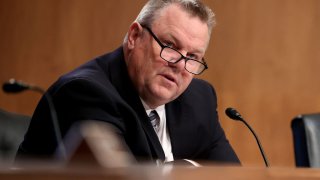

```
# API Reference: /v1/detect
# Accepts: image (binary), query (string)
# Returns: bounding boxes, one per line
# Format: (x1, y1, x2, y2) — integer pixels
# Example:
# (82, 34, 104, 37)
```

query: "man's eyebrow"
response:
(166, 34, 205, 55)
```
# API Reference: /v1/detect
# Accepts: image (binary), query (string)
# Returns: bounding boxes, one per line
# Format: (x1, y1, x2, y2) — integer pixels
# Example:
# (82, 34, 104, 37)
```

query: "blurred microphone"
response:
(3, 78, 45, 94)
(225, 107, 270, 167)
(2, 78, 67, 160)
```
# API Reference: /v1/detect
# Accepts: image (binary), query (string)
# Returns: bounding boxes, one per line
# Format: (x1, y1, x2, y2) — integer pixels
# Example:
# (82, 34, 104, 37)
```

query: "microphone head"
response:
(225, 107, 243, 121)
(2, 79, 30, 93)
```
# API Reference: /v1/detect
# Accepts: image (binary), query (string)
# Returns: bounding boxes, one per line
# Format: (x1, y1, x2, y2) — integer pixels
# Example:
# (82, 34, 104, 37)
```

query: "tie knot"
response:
(149, 110, 160, 131)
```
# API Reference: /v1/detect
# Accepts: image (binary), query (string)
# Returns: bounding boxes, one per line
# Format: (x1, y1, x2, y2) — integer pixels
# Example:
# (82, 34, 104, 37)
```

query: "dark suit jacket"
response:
(17, 47, 240, 164)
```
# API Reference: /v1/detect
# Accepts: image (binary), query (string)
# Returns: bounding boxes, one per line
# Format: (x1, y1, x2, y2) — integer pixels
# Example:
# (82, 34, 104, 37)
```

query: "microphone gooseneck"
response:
(2, 79, 67, 160)
(225, 107, 270, 167)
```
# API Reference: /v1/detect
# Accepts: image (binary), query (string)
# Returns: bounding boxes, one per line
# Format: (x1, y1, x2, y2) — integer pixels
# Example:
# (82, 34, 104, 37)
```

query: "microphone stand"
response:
(226, 107, 270, 167)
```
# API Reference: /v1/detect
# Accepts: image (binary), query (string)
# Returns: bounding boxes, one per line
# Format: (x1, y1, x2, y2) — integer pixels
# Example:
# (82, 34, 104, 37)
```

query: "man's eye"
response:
(163, 41, 174, 48)
(187, 54, 198, 60)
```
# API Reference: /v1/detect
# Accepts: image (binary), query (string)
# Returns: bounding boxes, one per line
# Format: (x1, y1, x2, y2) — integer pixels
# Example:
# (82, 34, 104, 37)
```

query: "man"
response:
(17, 0, 240, 165)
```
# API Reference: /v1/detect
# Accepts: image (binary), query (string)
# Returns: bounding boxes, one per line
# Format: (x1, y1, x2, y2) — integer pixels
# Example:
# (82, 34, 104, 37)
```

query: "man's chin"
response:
(145, 85, 179, 105)
(154, 92, 178, 104)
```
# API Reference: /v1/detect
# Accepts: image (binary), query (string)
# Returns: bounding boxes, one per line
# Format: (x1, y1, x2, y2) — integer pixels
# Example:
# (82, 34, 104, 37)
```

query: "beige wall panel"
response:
(1, 0, 320, 167)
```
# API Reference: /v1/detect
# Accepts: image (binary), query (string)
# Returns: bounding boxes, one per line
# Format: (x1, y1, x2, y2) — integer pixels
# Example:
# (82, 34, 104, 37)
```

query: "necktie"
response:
(149, 110, 160, 131)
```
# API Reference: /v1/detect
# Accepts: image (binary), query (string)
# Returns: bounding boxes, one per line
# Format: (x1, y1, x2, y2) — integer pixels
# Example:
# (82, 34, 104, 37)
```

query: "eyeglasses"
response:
(142, 25, 208, 75)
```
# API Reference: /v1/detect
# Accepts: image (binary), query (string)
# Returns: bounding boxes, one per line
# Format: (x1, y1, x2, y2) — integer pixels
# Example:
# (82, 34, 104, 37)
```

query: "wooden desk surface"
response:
(1, 165, 320, 180)
(170, 166, 320, 180)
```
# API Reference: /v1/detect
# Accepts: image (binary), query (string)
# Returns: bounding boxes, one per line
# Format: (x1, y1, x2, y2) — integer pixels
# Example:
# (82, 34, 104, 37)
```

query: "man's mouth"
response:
(161, 74, 177, 84)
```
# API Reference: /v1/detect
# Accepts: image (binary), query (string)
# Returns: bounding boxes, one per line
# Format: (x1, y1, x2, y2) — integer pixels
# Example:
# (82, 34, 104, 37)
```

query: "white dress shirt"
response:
(141, 100, 174, 162)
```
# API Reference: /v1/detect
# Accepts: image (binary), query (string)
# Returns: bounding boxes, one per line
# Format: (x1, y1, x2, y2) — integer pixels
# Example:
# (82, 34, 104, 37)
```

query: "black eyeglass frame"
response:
(141, 25, 208, 75)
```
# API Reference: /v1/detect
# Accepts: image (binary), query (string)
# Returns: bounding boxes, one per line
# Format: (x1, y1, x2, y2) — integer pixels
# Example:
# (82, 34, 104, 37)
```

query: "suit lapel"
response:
(104, 47, 165, 161)
(166, 93, 196, 159)
(166, 98, 182, 158)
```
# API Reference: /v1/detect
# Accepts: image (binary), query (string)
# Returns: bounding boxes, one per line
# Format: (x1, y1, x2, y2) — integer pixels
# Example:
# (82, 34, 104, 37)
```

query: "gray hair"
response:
(137, 0, 215, 32)
(124, 0, 215, 43)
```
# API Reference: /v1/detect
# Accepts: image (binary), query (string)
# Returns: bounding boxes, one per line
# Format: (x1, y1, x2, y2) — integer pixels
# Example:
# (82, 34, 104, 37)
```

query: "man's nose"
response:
(168, 57, 186, 72)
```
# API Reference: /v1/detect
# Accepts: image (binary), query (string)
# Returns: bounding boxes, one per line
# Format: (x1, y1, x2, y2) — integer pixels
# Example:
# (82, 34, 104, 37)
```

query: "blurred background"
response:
(0, 0, 319, 167)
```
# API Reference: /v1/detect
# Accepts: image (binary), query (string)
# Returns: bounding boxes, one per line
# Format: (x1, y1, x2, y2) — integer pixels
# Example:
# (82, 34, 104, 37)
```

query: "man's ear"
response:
(127, 22, 143, 49)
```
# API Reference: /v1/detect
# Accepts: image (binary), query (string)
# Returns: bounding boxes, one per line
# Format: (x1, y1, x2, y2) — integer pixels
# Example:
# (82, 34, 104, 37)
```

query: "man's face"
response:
(125, 4, 210, 108)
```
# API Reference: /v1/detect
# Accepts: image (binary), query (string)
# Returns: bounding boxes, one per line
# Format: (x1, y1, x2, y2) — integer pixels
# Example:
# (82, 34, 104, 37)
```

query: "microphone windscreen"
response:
(225, 107, 243, 121)
(2, 79, 29, 93)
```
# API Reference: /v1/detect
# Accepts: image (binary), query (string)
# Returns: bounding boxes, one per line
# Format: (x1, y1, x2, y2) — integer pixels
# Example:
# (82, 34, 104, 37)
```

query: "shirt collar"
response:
(140, 98, 165, 114)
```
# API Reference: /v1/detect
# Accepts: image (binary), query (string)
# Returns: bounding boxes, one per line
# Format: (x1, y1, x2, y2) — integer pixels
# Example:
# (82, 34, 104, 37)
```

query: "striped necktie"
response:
(149, 110, 160, 131)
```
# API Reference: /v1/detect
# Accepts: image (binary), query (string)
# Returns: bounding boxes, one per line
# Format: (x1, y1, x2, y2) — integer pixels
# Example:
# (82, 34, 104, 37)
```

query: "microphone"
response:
(3, 79, 30, 93)
(3, 78, 45, 94)
(225, 107, 270, 167)
(2, 78, 67, 160)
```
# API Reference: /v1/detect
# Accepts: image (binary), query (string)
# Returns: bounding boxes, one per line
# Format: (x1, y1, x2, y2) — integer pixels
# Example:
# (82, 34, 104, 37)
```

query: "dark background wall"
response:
(1, 0, 320, 166)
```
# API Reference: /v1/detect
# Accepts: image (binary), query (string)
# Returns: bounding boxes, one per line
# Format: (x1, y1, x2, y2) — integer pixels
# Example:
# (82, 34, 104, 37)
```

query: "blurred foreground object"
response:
(61, 120, 135, 168)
